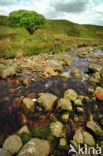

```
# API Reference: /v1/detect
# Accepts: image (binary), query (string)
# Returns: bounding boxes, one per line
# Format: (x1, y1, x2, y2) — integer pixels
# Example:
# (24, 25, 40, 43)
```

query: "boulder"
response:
(89, 64, 102, 73)
(2, 67, 16, 79)
(50, 121, 63, 137)
(64, 89, 78, 101)
(37, 93, 57, 111)
(74, 99, 83, 107)
(57, 98, 72, 112)
(0, 148, 11, 156)
(83, 131, 95, 146)
(3, 135, 22, 155)
(23, 98, 35, 111)
(73, 128, 84, 144)
(89, 72, 101, 83)
(86, 120, 103, 136)
(17, 138, 50, 156)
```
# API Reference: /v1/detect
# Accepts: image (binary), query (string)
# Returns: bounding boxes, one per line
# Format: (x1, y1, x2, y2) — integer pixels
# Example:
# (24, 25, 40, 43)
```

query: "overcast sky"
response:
(0, 0, 103, 26)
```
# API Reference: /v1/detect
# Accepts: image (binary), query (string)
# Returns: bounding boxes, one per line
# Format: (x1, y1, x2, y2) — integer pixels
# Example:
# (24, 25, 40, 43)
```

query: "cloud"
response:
(0, 0, 103, 26)
(52, 0, 88, 13)
(0, 0, 20, 5)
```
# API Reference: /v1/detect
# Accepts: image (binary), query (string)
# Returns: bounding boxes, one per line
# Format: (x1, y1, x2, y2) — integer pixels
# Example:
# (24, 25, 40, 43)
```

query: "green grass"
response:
(0, 16, 103, 59)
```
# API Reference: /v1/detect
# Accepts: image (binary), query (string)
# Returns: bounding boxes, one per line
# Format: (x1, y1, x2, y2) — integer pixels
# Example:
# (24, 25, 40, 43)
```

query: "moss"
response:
(31, 127, 53, 140)
(20, 127, 53, 145)
(20, 132, 31, 144)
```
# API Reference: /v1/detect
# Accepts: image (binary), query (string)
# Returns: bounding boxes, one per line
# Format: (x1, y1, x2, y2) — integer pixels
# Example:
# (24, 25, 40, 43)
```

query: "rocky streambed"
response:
(0, 46, 103, 156)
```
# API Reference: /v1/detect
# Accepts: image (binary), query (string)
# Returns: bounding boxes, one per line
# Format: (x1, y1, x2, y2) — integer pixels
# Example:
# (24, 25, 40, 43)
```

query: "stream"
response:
(0, 47, 103, 155)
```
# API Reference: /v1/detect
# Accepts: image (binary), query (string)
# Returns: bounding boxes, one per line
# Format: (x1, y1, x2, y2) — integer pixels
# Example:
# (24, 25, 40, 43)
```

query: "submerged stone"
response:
(23, 98, 35, 111)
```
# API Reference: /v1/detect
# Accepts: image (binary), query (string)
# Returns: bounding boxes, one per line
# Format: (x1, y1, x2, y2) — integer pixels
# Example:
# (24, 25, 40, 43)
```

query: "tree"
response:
(8, 10, 45, 35)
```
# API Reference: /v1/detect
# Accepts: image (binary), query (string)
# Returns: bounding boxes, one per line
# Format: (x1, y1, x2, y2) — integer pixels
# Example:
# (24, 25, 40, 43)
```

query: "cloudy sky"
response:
(0, 0, 103, 26)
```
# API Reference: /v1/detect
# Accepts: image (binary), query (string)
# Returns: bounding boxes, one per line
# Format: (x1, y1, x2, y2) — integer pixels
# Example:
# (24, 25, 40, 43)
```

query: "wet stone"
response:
(3, 135, 22, 155)
(86, 120, 103, 136)
(17, 138, 50, 156)
(64, 89, 78, 102)
(37, 93, 57, 111)
(0, 148, 11, 156)
(50, 121, 63, 137)
(57, 98, 72, 112)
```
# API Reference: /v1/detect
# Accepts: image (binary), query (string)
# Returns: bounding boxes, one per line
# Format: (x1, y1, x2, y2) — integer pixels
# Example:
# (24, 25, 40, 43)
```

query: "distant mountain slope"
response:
(0, 15, 103, 39)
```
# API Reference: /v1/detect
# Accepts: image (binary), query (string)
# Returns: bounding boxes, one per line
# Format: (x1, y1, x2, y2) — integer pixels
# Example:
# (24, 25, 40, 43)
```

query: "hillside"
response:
(1, 16, 103, 39)
(0, 15, 103, 58)
(44, 19, 103, 39)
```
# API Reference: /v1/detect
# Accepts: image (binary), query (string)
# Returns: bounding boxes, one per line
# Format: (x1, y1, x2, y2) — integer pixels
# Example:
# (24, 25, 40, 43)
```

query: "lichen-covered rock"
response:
(89, 72, 101, 83)
(3, 135, 22, 155)
(0, 148, 11, 156)
(60, 72, 70, 79)
(50, 121, 63, 137)
(86, 120, 103, 136)
(72, 68, 82, 78)
(73, 128, 83, 144)
(74, 99, 83, 107)
(88, 86, 94, 93)
(94, 86, 103, 95)
(2, 67, 16, 79)
(83, 131, 95, 146)
(77, 107, 84, 114)
(23, 98, 35, 111)
(64, 89, 78, 101)
(44, 67, 58, 76)
(37, 93, 57, 111)
(57, 98, 72, 112)
(61, 113, 69, 123)
(47, 60, 63, 71)
(17, 138, 50, 156)
(93, 86, 103, 101)
(59, 138, 68, 149)
(18, 125, 30, 135)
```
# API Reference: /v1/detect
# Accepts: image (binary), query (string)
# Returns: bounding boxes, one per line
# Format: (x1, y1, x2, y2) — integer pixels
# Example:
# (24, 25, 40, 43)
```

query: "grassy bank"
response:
(0, 16, 103, 59)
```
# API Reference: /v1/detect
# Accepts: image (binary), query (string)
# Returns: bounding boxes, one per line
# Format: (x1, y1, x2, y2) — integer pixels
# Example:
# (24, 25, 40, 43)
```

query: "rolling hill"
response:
(0, 15, 103, 58)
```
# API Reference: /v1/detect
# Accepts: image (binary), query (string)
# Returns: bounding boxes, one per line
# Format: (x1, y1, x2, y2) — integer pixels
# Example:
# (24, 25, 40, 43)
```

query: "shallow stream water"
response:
(0, 47, 103, 155)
